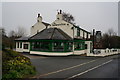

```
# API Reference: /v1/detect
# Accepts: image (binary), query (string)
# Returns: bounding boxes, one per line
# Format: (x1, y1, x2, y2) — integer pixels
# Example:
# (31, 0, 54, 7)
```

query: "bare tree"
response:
(0, 28, 6, 36)
(102, 28, 118, 48)
(107, 28, 117, 36)
(8, 30, 16, 37)
(62, 12, 75, 24)
(15, 27, 27, 37)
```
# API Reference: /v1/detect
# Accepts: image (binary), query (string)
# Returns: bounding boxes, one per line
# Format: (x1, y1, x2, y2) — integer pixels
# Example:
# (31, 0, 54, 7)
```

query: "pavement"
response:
(22, 53, 120, 79)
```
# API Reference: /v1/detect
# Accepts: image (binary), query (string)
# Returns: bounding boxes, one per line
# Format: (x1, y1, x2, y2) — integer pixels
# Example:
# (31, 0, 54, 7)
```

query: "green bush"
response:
(2, 49, 36, 79)
(2, 70, 22, 78)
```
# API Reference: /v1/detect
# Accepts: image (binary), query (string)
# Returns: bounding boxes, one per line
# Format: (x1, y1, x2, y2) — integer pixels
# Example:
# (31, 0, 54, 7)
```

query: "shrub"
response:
(2, 49, 36, 79)
(2, 70, 22, 78)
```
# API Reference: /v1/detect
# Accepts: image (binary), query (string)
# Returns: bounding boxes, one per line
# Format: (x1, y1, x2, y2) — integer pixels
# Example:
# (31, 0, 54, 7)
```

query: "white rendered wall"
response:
(31, 22, 46, 36)
(49, 20, 74, 38)
(16, 42, 23, 52)
(84, 32, 87, 39)
(74, 28, 77, 37)
(88, 34, 91, 38)
(16, 42, 30, 52)
(85, 41, 92, 54)
(80, 30, 83, 38)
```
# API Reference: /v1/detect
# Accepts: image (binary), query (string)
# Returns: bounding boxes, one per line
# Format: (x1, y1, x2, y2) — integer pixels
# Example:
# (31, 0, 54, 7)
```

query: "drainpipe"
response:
(93, 29, 95, 54)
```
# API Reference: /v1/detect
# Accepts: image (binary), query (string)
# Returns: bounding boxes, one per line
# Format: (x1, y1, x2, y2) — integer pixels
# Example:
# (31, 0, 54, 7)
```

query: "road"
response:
(22, 53, 120, 79)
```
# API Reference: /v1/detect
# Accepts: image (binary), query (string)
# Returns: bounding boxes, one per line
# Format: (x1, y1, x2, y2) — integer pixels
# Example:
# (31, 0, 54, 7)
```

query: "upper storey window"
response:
(77, 28, 80, 36)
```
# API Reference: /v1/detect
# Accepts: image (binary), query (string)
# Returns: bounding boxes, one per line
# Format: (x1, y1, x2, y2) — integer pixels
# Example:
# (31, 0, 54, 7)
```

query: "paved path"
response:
(22, 53, 120, 79)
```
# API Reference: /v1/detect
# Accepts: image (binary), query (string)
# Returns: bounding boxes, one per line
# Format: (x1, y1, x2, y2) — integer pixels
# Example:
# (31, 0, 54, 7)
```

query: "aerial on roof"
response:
(29, 28, 72, 40)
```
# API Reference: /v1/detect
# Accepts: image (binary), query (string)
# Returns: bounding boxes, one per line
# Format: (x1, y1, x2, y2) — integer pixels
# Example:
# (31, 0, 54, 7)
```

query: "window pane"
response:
(17, 42, 19, 48)
(24, 44, 28, 49)
(20, 42, 22, 48)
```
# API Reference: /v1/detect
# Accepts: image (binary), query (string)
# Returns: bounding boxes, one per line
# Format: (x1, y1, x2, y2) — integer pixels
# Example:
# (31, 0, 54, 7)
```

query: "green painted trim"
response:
(30, 50, 72, 53)
(85, 40, 93, 41)
(49, 42, 53, 51)
(74, 40, 85, 42)
(29, 39, 73, 42)
(74, 48, 85, 50)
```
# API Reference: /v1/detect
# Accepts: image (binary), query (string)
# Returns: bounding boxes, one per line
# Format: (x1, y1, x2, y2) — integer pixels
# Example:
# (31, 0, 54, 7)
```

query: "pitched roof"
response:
(42, 22, 50, 27)
(15, 37, 29, 41)
(73, 25, 91, 34)
(29, 28, 72, 40)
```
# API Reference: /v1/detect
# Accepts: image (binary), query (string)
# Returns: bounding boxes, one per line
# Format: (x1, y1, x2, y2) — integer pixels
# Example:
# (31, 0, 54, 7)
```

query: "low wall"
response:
(16, 48, 30, 52)
(87, 49, 120, 57)
(30, 51, 73, 56)
(74, 50, 85, 55)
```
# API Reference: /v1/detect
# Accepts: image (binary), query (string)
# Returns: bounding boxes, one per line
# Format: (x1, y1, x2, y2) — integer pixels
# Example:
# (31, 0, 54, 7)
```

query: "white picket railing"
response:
(87, 48, 120, 57)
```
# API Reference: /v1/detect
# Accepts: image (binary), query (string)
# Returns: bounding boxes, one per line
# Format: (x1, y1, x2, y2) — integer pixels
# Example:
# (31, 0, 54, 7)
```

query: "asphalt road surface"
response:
(23, 53, 120, 79)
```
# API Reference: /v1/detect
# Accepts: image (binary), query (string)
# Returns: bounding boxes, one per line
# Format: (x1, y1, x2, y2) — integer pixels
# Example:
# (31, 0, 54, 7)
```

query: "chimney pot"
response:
(60, 10, 62, 14)
(38, 13, 40, 17)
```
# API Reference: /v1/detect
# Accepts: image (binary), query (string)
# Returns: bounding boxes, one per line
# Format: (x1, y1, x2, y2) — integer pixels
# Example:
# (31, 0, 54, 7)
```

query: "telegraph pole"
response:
(93, 29, 95, 54)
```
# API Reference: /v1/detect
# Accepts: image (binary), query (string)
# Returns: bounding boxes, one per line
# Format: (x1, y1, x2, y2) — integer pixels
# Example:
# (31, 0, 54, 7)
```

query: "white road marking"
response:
(66, 59, 113, 80)
(33, 59, 98, 78)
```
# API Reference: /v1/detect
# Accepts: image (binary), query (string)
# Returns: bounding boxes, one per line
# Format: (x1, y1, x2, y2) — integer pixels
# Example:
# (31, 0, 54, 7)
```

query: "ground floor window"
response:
(20, 42, 22, 48)
(30, 40, 72, 52)
(31, 42, 50, 51)
(24, 44, 28, 49)
(17, 42, 19, 48)
(53, 42, 64, 51)
(74, 41, 85, 50)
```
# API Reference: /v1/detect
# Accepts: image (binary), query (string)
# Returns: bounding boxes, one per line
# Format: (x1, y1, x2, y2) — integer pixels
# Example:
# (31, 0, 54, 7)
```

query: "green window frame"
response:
(30, 40, 73, 52)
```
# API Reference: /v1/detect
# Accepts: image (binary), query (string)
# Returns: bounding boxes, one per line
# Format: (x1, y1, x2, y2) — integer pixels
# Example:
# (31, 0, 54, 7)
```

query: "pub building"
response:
(15, 10, 93, 56)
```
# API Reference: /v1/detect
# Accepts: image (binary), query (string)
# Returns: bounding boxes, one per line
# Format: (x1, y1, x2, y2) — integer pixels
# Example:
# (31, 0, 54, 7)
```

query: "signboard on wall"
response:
(96, 31, 101, 43)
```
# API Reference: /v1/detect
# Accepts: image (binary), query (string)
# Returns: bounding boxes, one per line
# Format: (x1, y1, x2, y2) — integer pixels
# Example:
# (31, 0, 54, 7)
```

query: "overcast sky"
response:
(2, 2, 118, 36)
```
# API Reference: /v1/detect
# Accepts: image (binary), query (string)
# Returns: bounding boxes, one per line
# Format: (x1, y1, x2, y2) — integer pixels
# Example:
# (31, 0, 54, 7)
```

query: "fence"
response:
(87, 48, 120, 57)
